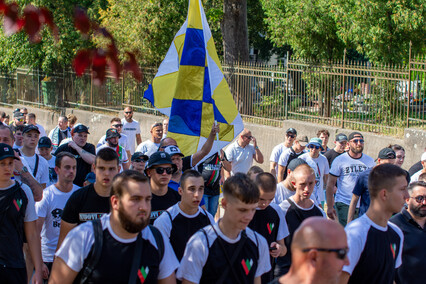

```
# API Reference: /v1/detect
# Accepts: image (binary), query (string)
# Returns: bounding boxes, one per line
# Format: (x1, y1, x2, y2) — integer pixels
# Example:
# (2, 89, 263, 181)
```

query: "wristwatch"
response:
(19, 166, 29, 175)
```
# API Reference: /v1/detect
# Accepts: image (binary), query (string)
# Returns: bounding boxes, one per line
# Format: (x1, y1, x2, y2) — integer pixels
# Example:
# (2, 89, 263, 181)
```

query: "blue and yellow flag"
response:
(144, 0, 243, 157)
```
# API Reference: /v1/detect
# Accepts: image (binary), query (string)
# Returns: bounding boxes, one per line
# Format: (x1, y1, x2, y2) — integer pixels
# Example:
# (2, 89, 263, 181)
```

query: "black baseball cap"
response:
(288, 158, 308, 171)
(145, 151, 177, 172)
(378, 148, 396, 160)
(335, 133, 348, 142)
(106, 128, 120, 139)
(0, 143, 19, 161)
(38, 136, 52, 148)
(73, 124, 90, 134)
(286, 128, 297, 135)
(348, 132, 363, 141)
(23, 125, 40, 134)
(131, 152, 149, 162)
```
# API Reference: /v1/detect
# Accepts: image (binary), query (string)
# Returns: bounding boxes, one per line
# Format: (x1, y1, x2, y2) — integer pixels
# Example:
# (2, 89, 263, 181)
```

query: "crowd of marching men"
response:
(0, 106, 424, 284)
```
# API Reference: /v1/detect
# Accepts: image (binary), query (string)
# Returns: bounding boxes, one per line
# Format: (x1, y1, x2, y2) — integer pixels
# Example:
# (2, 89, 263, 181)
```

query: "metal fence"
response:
(0, 50, 425, 137)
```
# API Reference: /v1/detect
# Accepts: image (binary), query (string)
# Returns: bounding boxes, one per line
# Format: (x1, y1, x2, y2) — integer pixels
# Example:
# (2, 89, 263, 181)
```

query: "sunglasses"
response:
(287, 134, 296, 139)
(153, 167, 173, 175)
(308, 145, 320, 149)
(133, 159, 147, 163)
(302, 248, 348, 260)
(410, 195, 426, 203)
(351, 139, 364, 144)
(112, 124, 123, 128)
(124, 111, 133, 114)
(243, 135, 253, 140)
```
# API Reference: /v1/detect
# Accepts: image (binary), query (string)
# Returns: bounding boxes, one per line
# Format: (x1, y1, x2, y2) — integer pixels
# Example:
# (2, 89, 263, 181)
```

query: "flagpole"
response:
(214, 120, 220, 156)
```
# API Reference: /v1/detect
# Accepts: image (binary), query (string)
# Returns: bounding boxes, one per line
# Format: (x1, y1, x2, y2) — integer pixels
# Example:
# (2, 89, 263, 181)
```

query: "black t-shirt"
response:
(197, 153, 223, 196)
(324, 149, 343, 167)
(276, 198, 325, 276)
(390, 208, 426, 284)
(150, 188, 181, 224)
(0, 183, 28, 268)
(408, 161, 422, 176)
(61, 184, 110, 225)
(54, 142, 96, 187)
(182, 156, 192, 172)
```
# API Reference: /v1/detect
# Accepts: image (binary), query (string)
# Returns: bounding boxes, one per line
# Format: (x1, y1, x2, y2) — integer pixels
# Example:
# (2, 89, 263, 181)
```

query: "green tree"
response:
(260, 0, 345, 61)
(99, 0, 223, 66)
(331, 0, 426, 64)
(0, 0, 105, 73)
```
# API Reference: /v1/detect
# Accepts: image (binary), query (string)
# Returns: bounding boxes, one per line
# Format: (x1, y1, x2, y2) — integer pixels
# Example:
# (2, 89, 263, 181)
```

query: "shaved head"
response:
(292, 217, 346, 250)
(292, 164, 315, 181)
(284, 217, 349, 284)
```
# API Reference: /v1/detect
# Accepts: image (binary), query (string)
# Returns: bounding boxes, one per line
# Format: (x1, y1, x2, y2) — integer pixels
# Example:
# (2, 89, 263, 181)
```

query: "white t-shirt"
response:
(274, 182, 296, 205)
(36, 123, 47, 137)
(270, 143, 289, 176)
(329, 152, 375, 205)
(21, 153, 50, 186)
(121, 119, 141, 154)
(96, 134, 130, 153)
(225, 141, 256, 175)
(277, 148, 306, 167)
(35, 184, 80, 262)
(56, 214, 179, 279)
(0, 182, 37, 222)
(135, 140, 160, 157)
(410, 169, 423, 183)
(299, 153, 329, 203)
(13, 142, 23, 150)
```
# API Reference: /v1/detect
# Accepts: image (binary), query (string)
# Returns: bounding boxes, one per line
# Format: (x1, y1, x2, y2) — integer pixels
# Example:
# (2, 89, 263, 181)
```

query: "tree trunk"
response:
(222, 0, 249, 63)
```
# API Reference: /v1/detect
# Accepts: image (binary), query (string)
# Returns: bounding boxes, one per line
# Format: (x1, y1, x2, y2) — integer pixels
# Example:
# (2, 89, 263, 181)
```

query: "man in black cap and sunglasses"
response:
(326, 132, 375, 226)
(145, 151, 180, 224)
(130, 152, 149, 174)
(273, 217, 349, 284)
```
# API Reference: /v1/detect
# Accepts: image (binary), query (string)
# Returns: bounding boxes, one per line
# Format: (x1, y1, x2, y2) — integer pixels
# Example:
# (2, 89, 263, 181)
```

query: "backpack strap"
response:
(200, 228, 210, 248)
(33, 154, 39, 177)
(80, 219, 103, 284)
(128, 233, 143, 284)
(149, 225, 164, 261)
(201, 208, 212, 225)
(164, 210, 173, 224)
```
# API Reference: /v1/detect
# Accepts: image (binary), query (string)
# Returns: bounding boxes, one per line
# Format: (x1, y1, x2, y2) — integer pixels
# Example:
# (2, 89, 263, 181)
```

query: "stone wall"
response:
(1, 105, 424, 170)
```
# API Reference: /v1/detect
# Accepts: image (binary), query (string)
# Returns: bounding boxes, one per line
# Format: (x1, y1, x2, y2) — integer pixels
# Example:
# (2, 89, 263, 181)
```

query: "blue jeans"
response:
(203, 194, 220, 216)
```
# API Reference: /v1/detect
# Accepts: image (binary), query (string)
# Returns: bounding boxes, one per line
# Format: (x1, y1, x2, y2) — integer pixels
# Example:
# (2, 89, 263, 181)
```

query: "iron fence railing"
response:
(0, 50, 424, 137)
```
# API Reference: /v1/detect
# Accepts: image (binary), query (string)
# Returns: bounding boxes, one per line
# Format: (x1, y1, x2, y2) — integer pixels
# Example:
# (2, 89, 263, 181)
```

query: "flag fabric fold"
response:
(144, 0, 243, 158)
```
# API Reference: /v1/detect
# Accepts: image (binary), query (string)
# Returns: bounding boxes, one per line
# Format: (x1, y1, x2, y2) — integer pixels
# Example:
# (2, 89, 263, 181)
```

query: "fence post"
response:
(285, 51, 289, 121)
(406, 42, 412, 128)
(341, 49, 347, 129)
(121, 72, 125, 107)
(90, 72, 93, 112)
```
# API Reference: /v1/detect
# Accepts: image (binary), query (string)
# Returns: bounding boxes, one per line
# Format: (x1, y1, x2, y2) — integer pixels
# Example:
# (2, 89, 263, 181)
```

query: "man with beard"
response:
(121, 107, 141, 154)
(56, 148, 119, 249)
(97, 128, 130, 171)
(97, 118, 131, 159)
(54, 125, 96, 187)
(390, 181, 426, 284)
(270, 128, 297, 178)
(50, 171, 179, 284)
(326, 132, 375, 226)
(48, 116, 71, 152)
